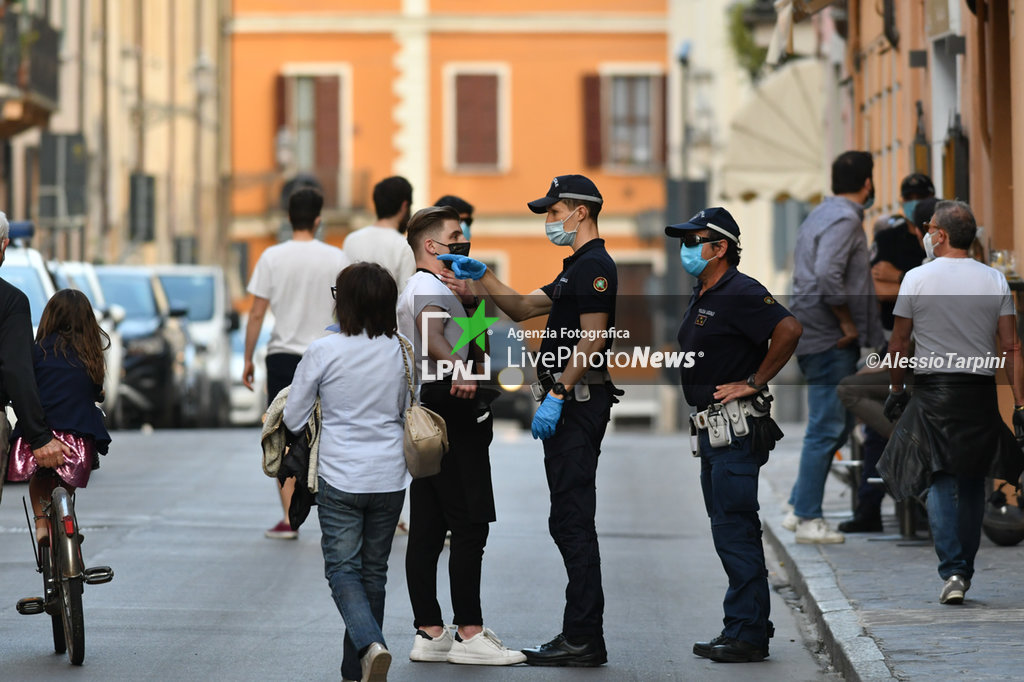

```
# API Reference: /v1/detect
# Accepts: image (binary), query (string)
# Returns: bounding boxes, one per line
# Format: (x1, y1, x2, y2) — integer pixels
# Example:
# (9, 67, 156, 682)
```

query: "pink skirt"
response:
(6, 431, 97, 489)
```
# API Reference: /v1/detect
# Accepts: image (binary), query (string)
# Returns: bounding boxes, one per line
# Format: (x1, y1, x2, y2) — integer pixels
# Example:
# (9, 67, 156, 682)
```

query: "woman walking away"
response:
(6, 289, 112, 548)
(284, 263, 411, 682)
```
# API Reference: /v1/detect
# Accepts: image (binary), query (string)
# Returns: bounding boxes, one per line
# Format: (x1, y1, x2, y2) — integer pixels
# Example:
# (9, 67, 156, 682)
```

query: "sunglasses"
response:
(680, 233, 724, 248)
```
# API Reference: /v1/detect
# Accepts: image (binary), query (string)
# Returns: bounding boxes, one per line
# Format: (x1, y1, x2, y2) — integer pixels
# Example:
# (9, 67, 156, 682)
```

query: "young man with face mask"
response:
(438, 174, 619, 667)
(396, 206, 526, 668)
(668, 207, 802, 663)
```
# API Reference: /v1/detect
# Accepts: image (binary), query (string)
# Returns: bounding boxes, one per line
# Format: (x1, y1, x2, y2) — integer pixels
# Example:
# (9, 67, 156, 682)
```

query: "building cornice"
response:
(227, 13, 668, 35)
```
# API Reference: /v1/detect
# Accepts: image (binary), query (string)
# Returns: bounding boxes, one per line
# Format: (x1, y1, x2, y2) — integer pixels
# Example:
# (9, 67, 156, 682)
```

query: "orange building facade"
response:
(226, 0, 672, 305)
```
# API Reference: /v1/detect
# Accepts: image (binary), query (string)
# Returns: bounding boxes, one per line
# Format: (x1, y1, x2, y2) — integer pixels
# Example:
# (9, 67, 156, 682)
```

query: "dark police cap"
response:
(665, 207, 741, 244)
(527, 174, 603, 214)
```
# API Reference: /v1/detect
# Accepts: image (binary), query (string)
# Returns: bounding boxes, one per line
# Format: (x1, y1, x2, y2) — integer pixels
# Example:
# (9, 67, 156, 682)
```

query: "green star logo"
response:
(450, 304, 498, 355)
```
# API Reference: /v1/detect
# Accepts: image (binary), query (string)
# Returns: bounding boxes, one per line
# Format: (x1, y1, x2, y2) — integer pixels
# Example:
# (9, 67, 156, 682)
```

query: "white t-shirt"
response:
(343, 226, 416, 289)
(894, 256, 1015, 375)
(247, 239, 350, 356)
(397, 270, 468, 380)
(283, 332, 412, 493)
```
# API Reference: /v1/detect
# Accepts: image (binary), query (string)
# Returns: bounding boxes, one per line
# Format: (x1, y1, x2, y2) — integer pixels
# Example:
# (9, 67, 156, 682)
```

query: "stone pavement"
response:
(760, 422, 1024, 681)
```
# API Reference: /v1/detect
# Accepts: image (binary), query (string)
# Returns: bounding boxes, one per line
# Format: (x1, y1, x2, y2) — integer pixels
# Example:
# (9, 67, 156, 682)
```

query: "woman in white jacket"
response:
(284, 262, 411, 682)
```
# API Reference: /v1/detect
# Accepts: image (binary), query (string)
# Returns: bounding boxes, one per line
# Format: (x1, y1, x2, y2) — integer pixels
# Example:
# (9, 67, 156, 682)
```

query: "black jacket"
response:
(878, 374, 1023, 500)
(0, 278, 51, 448)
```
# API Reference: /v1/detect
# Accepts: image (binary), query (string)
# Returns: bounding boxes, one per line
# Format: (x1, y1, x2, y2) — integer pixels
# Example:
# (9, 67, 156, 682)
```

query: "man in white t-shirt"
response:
(396, 206, 525, 667)
(879, 200, 1024, 605)
(243, 186, 350, 540)
(344, 176, 416, 289)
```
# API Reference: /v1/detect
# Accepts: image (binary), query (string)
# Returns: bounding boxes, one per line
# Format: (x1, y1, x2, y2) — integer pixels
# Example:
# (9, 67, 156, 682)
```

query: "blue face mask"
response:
(545, 209, 580, 247)
(460, 220, 471, 240)
(679, 241, 720, 277)
(902, 200, 919, 222)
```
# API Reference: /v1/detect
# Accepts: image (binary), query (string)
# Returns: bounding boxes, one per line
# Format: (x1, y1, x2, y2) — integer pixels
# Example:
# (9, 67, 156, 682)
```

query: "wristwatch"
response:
(551, 382, 570, 398)
(746, 374, 765, 391)
(889, 384, 905, 394)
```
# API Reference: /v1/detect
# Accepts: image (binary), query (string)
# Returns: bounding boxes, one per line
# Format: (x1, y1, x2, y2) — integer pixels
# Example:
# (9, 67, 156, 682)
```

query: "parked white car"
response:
(49, 260, 126, 425)
(154, 265, 239, 427)
(229, 313, 272, 426)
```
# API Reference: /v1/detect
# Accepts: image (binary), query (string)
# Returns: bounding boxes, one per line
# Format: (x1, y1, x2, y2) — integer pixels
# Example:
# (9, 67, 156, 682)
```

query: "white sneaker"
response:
(360, 642, 391, 682)
(782, 511, 799, 532)
(447, 627, 527, 666)
(795, 517, 845, 544)
(410, 627, 454, 662)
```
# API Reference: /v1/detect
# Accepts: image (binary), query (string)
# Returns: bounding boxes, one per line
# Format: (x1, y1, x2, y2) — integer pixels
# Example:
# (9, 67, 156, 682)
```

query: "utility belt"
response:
(531, 370, 611, 403)
(689, 388, 774, 455)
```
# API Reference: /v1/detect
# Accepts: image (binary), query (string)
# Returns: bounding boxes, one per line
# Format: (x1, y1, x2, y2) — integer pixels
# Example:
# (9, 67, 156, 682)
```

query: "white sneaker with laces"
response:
(410, 626, 454, 662)
(447, 628, 527, 665)
(782, 511, 799, 532)
(795, 517, 845, 544)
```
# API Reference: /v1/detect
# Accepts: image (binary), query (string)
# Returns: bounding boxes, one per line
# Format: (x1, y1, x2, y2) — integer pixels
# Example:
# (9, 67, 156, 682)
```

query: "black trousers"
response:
(541, 385, 611, 639)
(266, 352, 302, 408)
(406, 385, 495, 627)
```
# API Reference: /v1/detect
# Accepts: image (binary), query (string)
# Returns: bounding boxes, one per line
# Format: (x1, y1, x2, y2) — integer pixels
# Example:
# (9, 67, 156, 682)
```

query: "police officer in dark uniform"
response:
(667, 207, 802, 663)
(438, 174, 618, 667)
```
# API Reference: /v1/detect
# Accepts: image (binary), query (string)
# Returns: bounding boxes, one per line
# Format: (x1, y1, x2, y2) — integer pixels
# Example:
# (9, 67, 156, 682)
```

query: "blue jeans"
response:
(317, 479, 405, 681)
(789, 346, 858, 519)
(698, 431, 771, 649)
(926, 473, 985, 581)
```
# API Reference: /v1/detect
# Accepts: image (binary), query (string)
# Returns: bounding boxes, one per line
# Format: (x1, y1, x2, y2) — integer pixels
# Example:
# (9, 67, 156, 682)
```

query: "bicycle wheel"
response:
(40, 544, 66, 654)
(56, 538, 85, 665)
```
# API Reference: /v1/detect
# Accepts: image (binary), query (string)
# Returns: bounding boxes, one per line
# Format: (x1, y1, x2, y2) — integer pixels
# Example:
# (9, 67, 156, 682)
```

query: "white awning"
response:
(719, 58, 826, 203)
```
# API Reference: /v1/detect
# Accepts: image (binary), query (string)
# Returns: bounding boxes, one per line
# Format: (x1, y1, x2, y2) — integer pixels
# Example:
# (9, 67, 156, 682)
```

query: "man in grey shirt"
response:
(785, 151, 884, 544)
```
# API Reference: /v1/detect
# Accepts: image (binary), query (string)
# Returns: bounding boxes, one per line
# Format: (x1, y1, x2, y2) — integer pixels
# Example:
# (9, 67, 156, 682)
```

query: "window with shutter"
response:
(583, 72, 666, 171)
(456, 74, 497, 166)
(273, 72, 342, 207)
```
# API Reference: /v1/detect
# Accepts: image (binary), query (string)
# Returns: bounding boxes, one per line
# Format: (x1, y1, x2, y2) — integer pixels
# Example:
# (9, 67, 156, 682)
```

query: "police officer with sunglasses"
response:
(669, 207, 802, 663)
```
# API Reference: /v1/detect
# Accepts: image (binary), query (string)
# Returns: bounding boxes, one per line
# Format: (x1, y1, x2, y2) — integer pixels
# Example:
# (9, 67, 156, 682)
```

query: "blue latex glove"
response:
(437, 254, 487, 280)
(531, 394, 564, 440)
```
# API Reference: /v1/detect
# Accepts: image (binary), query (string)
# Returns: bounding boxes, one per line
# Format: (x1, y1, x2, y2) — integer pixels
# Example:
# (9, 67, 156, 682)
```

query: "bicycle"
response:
(16, 482, 114, 665)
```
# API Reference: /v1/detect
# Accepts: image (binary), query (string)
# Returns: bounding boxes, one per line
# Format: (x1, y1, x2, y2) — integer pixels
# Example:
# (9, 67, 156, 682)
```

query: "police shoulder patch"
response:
(593, 276, 609, 292)
(764, 296, 775, 305)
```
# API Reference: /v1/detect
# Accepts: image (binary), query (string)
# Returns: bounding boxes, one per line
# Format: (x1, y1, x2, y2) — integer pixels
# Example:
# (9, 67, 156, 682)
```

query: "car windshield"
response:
(60, 270, 100, 307)
(96, 273, 158, 319)
(157, 274, 215, 321)
(3, 265, 48, 326)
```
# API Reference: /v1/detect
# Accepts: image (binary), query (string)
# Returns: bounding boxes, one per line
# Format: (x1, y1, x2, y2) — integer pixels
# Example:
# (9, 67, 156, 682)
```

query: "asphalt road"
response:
(0, 426, 834, 681)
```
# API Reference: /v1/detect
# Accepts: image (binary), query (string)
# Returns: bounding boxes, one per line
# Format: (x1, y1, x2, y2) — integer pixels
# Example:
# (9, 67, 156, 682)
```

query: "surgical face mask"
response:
(435, 240, 471, 257)
(902, 200, 919, 221)
(460, 220, 471, 241)
(862, 188, 875, 211)
(545, 209, 580, 247)
(679, 241, 721, 277)
(923, 230, 936, 260)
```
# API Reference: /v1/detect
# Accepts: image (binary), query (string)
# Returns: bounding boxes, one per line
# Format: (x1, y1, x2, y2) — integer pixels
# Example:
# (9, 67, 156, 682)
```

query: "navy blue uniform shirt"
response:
(870, 223, 925, 330)
(677, 267, 793, 410)
(539, 238, 617, 373)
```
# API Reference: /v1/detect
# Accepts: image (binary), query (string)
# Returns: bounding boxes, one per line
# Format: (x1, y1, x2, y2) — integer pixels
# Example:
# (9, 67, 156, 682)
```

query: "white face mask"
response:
(923, 230, 936, 260)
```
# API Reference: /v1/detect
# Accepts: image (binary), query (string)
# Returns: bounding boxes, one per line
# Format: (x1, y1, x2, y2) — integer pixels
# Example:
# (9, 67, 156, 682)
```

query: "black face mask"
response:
(437, 241, 471, 257)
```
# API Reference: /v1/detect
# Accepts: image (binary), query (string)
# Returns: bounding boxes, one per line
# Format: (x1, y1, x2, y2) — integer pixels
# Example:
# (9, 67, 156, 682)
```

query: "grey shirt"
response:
(790, 196, 884, 356)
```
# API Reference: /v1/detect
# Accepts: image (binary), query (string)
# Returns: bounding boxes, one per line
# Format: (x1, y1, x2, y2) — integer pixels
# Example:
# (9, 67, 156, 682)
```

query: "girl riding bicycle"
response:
(6, 289, 111, 547)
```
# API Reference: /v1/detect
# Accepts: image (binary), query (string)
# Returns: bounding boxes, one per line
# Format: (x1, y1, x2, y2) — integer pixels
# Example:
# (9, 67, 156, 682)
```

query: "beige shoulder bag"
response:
(398, 337, 448, 478)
